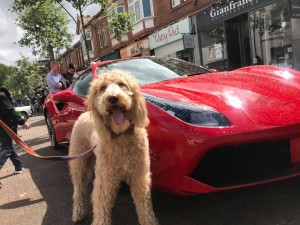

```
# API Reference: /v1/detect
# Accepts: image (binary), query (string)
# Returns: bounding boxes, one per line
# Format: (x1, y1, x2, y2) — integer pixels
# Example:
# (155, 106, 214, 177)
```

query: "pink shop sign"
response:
(149, 18, 192, 49)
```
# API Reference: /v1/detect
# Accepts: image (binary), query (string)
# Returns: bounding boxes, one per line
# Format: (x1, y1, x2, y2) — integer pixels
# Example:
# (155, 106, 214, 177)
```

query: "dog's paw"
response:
(72, 205, 86, 223)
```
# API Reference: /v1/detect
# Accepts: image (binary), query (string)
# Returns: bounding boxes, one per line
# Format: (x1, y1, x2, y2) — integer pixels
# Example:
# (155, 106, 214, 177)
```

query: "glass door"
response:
(225, 13, 252, 70)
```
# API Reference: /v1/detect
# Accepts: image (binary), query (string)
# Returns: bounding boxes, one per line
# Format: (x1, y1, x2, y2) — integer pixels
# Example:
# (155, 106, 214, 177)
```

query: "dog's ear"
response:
(131, 84, 149, 128)
(86, 79, 101, 117)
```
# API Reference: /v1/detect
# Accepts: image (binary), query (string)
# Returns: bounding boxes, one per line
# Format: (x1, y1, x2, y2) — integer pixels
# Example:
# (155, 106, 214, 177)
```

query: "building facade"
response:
(59, 0, 300, 72)
(195, 0, 300, 71)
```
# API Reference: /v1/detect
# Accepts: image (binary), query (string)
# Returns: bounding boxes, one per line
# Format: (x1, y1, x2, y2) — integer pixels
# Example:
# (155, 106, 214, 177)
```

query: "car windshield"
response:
(96, 57, 209, 85)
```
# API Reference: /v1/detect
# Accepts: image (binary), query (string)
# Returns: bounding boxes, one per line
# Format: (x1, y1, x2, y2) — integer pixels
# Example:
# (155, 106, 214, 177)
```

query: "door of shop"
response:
(225, 13, 252, 70)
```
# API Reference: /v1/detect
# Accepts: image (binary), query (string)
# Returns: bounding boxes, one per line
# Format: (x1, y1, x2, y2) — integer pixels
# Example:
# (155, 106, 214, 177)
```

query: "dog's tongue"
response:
(111, 107, 124, 125)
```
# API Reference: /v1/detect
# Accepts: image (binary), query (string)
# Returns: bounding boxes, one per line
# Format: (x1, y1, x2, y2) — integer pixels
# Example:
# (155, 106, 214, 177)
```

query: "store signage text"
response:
(197, 0, 271, 29)
(153, 25, 180, 43)
(148, 18, 191, 49)
(210, 0, 254, 18)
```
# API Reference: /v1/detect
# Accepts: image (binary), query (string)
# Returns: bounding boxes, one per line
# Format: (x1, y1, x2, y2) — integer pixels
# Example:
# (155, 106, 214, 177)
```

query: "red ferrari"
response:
(44, 57, 300, 195)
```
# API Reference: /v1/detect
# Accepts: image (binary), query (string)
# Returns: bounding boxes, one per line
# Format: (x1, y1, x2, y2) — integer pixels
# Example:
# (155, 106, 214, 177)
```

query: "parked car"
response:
(15, 105, 32, 121)
(43, 56, 300, 195)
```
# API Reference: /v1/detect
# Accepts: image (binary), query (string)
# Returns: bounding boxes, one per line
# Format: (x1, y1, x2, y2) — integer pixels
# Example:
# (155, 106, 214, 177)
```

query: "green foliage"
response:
(106, 2, 134, 41)
(11, 0, 72, 60)
(11, 0, 134, 60)
(0, 64, 17, 86)
(4, 56, 46, 99)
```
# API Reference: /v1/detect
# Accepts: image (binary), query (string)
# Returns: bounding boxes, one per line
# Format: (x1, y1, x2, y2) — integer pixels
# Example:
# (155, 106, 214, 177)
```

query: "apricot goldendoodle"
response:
(68, 70, 158, 225)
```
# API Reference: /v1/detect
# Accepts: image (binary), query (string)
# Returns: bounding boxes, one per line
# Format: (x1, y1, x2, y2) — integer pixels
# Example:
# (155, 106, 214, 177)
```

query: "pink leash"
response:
(0, 120, 95, 161)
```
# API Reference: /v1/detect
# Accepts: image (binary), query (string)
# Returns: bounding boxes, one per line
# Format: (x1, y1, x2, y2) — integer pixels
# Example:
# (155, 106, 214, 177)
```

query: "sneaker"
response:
(14, 168, 24, 174)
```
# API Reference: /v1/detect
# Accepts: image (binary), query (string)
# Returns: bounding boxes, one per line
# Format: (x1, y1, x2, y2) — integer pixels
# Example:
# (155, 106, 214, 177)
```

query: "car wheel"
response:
(21, 112, 29, 121)
(45, 112, 61, 150)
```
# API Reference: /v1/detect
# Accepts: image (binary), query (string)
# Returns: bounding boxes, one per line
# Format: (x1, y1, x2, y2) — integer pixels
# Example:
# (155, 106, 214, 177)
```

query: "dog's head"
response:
(86, 70, 149, 134)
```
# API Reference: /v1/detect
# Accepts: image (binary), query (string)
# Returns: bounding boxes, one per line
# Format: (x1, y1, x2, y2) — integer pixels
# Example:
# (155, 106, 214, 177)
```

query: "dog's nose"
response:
(108, 96, 118, 104)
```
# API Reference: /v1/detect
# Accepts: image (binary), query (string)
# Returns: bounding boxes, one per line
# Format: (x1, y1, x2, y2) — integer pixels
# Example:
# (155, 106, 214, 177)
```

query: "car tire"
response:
(45, 112, 61, 150)
(21, 112, 29, 121)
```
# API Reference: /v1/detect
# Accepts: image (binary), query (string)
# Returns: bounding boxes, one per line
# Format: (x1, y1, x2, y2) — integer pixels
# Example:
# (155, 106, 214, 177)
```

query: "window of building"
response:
(97, 24, 107, 48)
(171, 0, 180, 8)
(142, 0, 152, 17)
(249, 0, 292, 68)
(76, 48, 84, 68)
(199, 23, 227, 71)
(128, 0, 154, 23)
(76, 50, 82, 67)
(80, 32, 93, 54)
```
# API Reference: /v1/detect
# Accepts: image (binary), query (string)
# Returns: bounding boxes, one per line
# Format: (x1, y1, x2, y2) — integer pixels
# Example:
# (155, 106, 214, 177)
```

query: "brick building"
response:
(59, 0, 300, 73)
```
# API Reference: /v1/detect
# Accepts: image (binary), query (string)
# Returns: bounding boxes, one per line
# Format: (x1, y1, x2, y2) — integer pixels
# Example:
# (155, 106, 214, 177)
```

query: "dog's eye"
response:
(118, 82, 126, 88)
(100, 86, 106, 91)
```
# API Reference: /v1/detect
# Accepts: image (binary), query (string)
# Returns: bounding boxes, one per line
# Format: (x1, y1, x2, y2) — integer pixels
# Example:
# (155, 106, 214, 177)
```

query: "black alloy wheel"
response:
(45, 112, 60, 150)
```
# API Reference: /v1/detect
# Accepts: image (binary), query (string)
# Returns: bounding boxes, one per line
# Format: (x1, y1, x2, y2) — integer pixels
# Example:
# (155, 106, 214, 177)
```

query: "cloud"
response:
(0, 0, 37, 66)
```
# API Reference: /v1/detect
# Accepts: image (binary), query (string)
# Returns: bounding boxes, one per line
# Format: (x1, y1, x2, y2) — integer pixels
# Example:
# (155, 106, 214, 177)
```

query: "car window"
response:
(96, 57, 209, 85)
(72, 69, 92, 97)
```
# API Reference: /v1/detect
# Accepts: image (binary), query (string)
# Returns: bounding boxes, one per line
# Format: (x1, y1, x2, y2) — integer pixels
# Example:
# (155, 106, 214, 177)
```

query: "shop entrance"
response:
(225, 13, 252, 70)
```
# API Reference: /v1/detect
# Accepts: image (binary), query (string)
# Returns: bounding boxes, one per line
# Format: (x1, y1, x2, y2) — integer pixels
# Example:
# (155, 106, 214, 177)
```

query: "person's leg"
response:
(9, 149, 23, 172)
(0, 128, 13, 170)
(0, 128, 22, 172)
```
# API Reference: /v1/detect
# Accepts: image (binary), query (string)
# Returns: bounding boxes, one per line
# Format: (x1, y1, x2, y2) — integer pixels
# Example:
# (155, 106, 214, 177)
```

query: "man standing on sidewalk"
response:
(46, 60, 65, 94)
(0, 87, 30, 188)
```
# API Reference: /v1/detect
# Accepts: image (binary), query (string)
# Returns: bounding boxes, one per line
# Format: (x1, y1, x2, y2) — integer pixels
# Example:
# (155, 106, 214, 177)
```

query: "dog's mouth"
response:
(109, 106, 125, 125)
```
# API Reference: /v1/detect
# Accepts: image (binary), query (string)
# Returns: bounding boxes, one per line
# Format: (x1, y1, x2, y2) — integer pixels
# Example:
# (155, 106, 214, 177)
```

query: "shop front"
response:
(196, 0, 300, 71)
(148, 18, 195, 62)
(120, 38, 151, 59)
(100, 50, 121, 61)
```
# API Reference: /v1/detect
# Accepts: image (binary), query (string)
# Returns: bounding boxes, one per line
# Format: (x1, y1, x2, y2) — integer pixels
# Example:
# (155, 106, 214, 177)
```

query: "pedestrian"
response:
(24, 95, 31, 106)
(0, 87, 30, 188)
(46, 60, 66, 94)
(39, 90, 48, 107)
(34, 99, 40, 116)
(31, 95, 38, 116)
(62, 63, 76, 88)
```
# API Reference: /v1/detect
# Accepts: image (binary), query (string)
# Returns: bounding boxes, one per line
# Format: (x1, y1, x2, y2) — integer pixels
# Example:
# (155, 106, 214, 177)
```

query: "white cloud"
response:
(0, 0, 99, 66)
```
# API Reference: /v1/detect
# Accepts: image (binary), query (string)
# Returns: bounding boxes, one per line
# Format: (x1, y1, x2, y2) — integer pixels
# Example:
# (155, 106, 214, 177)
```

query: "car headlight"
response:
(143, 93, 230, 127)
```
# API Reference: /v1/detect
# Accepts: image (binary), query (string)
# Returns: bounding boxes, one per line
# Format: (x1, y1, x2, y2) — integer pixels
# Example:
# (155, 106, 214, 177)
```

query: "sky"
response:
(0, 0, 100, 67)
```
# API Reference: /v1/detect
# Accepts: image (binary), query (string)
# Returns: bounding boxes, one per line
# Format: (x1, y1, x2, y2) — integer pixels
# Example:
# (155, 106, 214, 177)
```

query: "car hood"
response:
(142, 66, 300, 127)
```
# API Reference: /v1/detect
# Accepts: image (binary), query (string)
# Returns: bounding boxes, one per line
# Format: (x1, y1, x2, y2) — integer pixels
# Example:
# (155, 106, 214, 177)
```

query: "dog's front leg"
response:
(70, 155, 94, 223)
(92, 168, 119, 225)
(130, 173, 159, 225)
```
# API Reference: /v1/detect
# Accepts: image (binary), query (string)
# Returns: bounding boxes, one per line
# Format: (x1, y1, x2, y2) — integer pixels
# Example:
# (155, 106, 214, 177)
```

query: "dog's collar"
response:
(105, 123, 135, 139)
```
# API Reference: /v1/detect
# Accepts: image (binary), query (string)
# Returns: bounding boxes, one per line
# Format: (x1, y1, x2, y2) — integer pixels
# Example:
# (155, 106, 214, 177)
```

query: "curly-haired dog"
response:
(69, 70, 158, 225)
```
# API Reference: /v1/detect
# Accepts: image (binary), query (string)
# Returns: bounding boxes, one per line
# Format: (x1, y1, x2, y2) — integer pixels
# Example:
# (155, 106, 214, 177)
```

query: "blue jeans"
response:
(0, 127, 22, 171)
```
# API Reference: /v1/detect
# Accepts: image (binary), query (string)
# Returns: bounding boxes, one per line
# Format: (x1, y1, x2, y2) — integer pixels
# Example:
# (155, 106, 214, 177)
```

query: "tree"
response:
(62, 0, 133, 63)
(4, 56, 46, 99)
(11, 0, 72, 60)
(106, 2, 133, 41)
(12, 0, 133, 64)
(0, 64, 16, 86)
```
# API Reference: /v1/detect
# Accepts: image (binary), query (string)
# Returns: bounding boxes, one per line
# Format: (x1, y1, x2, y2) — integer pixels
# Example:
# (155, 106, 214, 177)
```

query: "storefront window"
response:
(249, 0, 293, 68)
(199, 23, 227, 71)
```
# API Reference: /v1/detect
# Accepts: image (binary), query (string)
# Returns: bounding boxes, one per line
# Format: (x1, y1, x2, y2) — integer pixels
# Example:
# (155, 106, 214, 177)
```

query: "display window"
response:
(249, 0, 293, 68)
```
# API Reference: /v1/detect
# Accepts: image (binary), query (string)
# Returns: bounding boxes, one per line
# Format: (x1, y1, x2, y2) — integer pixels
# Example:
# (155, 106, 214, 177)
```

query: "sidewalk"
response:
(0, 116, 77, 225)
(2, 116, 300, 225)
(0, 116, 148, 225)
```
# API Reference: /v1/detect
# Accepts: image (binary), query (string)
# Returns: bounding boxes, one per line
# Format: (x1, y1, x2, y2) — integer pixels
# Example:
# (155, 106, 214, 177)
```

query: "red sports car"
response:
(44, 57, 300, 195)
